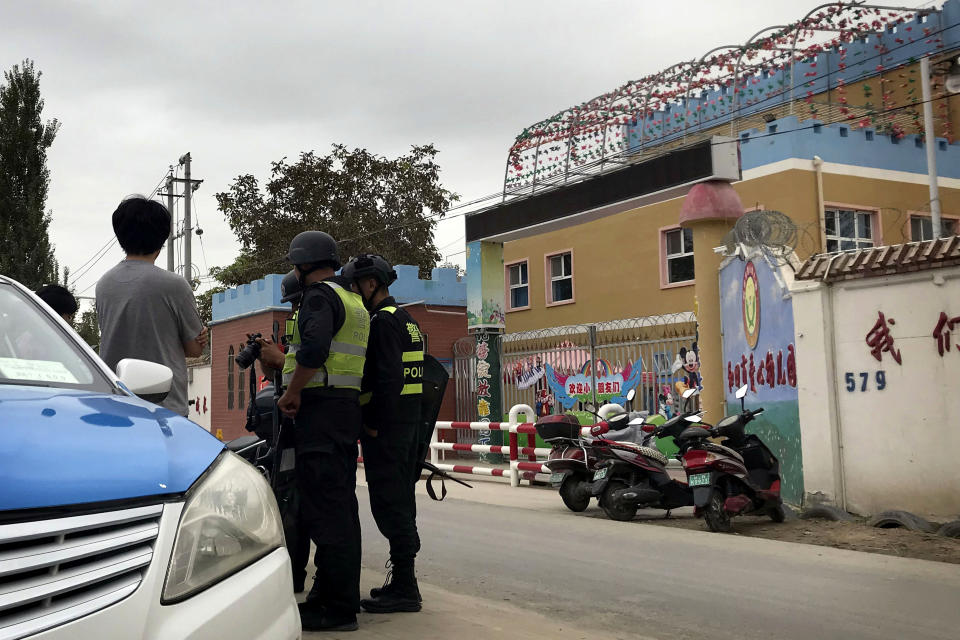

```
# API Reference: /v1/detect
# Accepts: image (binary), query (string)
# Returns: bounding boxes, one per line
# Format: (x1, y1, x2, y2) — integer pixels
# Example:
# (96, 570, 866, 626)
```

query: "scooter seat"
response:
(678, 426, 711, 441)
(605, 441, 668, 466)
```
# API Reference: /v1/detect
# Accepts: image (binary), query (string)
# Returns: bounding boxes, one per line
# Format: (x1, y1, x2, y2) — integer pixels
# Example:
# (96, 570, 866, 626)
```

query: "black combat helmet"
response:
(280, 270, 302, 303)
(342, 254, 397, 286)
(286, 231, 340, 269)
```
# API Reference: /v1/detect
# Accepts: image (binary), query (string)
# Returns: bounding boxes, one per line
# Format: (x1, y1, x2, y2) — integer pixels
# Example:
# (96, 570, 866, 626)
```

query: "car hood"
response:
(0, 386, 225, 511)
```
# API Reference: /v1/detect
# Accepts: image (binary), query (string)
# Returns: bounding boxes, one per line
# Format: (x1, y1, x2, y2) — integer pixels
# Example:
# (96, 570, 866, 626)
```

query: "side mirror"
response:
(116, 358, 173, 405)
(684, 414, 703, 423)
(625, 388, 636, 402)
(584, 403, 596, 413)
(735, 384, 748, 400)
(682, 388, 697, 399)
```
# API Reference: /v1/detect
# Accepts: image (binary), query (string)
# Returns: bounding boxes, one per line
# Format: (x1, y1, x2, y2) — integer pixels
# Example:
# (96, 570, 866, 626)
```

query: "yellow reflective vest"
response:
(282, 281, 369, 391)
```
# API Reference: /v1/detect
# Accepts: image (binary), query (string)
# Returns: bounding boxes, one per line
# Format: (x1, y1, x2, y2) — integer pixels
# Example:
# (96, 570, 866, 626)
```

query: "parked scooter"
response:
(588, 389, 702, 521)
(537, 414, 601, 512)
(676, 384, 785, 532)
(536, 389, 650, 512)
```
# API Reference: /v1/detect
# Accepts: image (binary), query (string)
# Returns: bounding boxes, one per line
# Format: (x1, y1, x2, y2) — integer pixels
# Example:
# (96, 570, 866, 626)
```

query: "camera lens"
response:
(235, 340, 261, 369)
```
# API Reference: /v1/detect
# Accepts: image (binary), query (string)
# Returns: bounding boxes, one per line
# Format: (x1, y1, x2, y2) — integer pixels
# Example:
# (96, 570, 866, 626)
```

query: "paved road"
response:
(354, 486, 960, 640)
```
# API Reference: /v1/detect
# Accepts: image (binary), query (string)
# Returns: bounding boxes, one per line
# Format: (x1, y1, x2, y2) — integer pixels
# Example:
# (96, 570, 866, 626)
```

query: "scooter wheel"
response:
(704, 492, 733, 533)
(600, 480, 638, 522)
(769, 503, 786, 523)
(559, 476, 590, 512)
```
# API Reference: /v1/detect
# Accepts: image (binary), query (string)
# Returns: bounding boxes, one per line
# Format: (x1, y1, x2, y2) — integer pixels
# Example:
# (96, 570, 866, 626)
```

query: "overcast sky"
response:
(1, 0, 918, 303)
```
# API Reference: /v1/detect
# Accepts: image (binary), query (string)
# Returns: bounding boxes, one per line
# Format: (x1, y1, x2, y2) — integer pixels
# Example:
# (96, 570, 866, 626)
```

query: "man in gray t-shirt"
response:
(96, 196, 207, 416)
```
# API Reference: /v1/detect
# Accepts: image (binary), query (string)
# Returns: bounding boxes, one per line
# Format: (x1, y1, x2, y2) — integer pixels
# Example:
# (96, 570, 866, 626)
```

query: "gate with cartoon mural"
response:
(499, 314, 699, 428)
(719, 247, 803, 505)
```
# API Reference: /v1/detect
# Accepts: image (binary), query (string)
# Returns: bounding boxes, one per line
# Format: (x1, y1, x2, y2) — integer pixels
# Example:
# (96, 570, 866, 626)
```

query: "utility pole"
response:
(920, 56, 943, 239)
(159, 154, 203, 281)
(181, 153, 193, 281)
(165, 172, 175, 272)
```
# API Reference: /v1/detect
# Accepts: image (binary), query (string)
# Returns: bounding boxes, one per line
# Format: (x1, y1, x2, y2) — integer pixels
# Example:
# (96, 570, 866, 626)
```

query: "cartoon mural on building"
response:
(720, 251, 803, 504)
(466, 241, 505, 330)
(544, 358, 643, 410)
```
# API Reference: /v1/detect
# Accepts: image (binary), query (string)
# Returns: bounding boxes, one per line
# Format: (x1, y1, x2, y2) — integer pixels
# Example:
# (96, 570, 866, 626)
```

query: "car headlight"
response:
(162, 452, 284, 603)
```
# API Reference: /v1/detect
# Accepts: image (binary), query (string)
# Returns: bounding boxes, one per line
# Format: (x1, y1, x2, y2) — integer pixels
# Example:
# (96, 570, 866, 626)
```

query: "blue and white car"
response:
(0, 275, 300, 639)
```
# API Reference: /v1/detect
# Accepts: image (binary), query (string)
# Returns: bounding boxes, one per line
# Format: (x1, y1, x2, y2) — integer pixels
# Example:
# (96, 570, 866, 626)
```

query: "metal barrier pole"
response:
(508, 404, 535, 488)
(430, 423, 439, 467)
(508, 431, 520, 487)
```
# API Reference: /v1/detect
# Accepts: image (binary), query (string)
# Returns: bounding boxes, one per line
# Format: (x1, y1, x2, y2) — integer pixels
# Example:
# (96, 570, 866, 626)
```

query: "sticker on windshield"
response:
(0, 358, 79, 384)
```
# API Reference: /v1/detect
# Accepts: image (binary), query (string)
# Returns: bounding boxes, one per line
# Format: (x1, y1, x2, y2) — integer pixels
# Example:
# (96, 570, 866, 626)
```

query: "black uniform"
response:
(360, 297, 423, 571)
(294, 275, 362, 618)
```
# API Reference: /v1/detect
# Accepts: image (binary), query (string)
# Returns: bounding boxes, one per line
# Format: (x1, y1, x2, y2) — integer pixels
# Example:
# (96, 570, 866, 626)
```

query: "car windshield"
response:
(0, 282, 113, 392)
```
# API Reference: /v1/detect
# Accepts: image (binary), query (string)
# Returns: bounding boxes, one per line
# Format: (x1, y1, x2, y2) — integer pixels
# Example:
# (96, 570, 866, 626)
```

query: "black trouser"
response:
(295, 391, 362, 617)
(360, 421, 420, 569)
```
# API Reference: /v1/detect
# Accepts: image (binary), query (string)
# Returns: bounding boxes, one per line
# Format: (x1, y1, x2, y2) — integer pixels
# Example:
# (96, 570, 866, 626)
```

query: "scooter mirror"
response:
(682, 388, 698, 399)
(584, 403, 596, 413)
(625, 388, 636, 402)
(684, 414, 703, 423)
(735, 384, 748, 399)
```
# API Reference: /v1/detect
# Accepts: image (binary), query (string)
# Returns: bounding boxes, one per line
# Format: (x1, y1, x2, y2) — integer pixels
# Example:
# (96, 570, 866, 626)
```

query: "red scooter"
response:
(536, 389, 648, 512)
(537, 413, 604, 512)
(676, 385, 785, 532)
(587, 392, 702, 522)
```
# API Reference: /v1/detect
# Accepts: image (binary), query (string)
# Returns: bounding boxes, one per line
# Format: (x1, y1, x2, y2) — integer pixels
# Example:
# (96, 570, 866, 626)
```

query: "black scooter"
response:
(676, 385, 785, 532)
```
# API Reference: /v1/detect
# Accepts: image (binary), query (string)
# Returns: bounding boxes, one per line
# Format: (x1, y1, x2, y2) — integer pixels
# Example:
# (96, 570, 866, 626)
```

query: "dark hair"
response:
(36, 284, 79, 316)
(112, 195, 171, 255)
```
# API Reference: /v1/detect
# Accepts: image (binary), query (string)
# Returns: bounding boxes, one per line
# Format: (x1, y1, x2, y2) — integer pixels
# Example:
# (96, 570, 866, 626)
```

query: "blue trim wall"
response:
(625, 0, 959, 152)
(739, 115, 960, 177)
(211, 266, 465, 323)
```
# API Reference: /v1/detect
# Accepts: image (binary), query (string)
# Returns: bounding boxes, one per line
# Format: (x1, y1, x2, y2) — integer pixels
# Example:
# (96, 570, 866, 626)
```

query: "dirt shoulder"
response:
(621, 510, 960, 565)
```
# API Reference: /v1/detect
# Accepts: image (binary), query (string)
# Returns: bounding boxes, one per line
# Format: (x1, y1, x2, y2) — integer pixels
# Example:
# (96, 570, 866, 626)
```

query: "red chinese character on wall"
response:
(865, 311, 902, 365)
(477, 379, 491, 397)
(476, 341, 489, 360)
(933, 312, 960, 356)
(568, 383, 577, 396)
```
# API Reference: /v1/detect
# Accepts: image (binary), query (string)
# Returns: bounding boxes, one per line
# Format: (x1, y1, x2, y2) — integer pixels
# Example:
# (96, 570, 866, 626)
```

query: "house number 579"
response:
(845, 371, 886, 392)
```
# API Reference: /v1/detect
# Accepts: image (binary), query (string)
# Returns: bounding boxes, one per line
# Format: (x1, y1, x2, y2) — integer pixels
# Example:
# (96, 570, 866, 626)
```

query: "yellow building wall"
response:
(502, 169, 960, 334)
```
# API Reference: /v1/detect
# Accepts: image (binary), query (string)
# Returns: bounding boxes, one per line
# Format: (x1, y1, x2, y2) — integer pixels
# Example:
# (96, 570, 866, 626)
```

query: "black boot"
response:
(360, 564, 422, 613)
(298, 602, 358, 632)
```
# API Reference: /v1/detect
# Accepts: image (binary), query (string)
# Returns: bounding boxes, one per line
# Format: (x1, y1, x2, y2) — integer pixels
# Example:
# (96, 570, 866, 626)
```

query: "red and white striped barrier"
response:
(429, 404, 558, 487)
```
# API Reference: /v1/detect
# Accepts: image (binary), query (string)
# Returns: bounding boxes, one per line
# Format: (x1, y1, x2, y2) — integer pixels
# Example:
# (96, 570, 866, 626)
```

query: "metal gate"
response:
(500, 313, 698, 418)
(452, 336, 480, 447)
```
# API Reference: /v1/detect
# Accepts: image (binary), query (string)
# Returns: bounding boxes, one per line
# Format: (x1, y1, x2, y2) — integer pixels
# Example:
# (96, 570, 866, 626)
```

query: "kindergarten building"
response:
(456, 1, 960, 511)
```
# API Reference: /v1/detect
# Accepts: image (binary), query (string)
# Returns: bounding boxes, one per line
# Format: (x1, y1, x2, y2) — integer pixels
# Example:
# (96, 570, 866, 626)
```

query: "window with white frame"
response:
(910, 215, 958, 242)
(548, 252, 573, 303)
(664, 228, 695, 284)
(824, 208, 875, 252)
(507, 261, 529, 310)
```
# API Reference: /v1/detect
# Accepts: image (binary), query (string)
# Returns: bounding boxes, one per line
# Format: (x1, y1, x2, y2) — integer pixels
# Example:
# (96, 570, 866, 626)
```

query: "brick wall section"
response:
(211, 304, 467, 440)
(403, 304, 466, 421)
(211, 310, 290, 442)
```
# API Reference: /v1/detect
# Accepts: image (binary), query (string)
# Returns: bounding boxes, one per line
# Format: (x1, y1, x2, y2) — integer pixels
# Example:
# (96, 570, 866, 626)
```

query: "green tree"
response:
(0, 60, 60, 288)
(195, 285, 226, 326)
(212, 144, 458, 286)
(75, 308, 99, 351)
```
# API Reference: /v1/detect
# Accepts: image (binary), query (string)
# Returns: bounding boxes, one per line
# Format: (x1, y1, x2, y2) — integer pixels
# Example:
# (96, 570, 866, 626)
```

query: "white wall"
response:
(792, 266, 960, 518)
(187, 364, 212, 432)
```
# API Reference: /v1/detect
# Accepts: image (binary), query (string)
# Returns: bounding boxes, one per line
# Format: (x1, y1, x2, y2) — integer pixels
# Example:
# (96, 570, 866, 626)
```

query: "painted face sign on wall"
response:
(720, 255, 803, 505)
(743, 261, 760, 350)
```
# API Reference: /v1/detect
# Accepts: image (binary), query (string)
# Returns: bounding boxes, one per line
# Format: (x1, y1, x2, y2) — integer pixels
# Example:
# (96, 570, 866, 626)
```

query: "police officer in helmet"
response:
(251, 270, 312, 594)
(278, 231, 370, 632)
(343, 254, 425, 614)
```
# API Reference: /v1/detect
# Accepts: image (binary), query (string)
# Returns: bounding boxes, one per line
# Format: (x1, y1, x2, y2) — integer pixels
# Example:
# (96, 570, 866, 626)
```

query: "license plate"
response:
(593, 467, 609, 481)
(549, 472, 565, 484)
(688, 472, 711, 487)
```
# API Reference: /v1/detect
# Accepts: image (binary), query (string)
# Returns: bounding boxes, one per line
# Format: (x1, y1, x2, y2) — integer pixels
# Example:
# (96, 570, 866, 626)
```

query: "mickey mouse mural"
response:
(672, 342, 702, 395)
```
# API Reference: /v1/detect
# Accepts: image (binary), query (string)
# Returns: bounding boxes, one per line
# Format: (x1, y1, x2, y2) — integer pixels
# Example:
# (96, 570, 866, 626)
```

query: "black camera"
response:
(236, 333, 262, 370)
